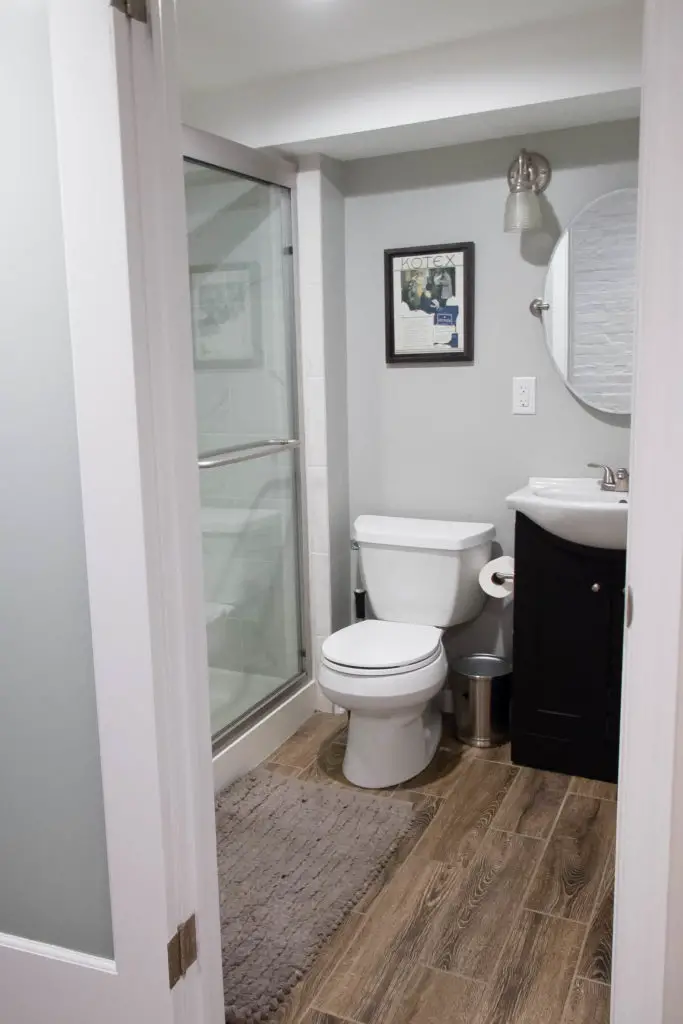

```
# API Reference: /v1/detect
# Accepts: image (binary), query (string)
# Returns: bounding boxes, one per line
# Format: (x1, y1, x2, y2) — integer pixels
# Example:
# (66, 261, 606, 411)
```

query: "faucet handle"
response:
(615, 468, 630, 492)
(587, 463, 616, 489)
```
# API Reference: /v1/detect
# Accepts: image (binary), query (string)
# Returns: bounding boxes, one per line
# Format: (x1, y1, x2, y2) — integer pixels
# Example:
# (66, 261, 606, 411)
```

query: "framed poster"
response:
(190, 262, 262, 369)
(384, 242, 474, 365)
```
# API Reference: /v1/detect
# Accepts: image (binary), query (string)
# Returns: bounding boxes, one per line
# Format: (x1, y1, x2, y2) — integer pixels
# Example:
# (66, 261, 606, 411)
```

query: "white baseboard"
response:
(212, 679, 318, 792)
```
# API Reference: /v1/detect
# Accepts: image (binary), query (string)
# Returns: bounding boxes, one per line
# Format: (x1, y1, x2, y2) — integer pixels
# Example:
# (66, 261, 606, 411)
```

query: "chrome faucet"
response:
(588, 463, 630, 493)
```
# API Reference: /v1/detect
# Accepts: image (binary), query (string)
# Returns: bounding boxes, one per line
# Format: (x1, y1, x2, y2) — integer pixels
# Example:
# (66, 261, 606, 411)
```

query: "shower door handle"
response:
(197, 438, 300, 470)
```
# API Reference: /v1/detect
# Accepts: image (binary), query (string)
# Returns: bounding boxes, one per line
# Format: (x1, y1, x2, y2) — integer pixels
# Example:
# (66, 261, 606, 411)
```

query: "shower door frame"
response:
(182, 125, 312, 753)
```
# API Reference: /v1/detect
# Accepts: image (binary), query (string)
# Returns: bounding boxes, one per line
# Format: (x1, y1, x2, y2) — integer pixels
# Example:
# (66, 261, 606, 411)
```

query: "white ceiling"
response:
(178, 0, 633, 95)
(179, 0, 642, 161)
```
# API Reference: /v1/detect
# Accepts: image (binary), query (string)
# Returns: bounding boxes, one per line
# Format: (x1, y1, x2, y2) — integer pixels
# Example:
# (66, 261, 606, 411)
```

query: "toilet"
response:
(318, 515, 495, 789)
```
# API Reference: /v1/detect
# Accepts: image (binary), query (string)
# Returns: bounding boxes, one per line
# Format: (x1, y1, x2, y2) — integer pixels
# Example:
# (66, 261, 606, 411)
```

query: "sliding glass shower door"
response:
(183, 138, 304, 748)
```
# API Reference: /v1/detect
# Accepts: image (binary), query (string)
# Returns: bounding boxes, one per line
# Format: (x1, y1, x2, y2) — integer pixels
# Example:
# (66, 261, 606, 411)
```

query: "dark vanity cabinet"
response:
(511, 513, 626, 783)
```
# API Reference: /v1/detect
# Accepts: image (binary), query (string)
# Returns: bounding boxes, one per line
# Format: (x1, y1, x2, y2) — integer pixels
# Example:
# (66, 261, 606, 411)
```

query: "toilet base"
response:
(342, 700, 442, 789)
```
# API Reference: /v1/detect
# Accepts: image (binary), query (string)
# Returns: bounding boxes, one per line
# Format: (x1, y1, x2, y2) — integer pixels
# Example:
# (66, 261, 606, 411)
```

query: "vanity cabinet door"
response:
(512, 513, 625, 782)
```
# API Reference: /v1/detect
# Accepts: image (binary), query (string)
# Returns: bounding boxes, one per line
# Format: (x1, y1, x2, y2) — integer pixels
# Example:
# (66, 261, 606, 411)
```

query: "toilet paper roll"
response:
(479, 555, 515, 599)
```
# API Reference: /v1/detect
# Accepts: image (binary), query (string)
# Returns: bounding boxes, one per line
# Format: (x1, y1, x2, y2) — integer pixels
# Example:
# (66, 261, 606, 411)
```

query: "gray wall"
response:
(344, 120, 638, 657)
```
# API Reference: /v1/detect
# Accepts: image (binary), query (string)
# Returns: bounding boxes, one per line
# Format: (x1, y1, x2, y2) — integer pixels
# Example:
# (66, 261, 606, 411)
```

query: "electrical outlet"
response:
(513, 376, 536, 414)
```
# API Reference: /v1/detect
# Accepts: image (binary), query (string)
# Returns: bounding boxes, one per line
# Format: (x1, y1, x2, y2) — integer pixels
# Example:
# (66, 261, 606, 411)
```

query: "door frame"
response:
(612, 0, 683, 1020)
(108, 2, 227, 1020)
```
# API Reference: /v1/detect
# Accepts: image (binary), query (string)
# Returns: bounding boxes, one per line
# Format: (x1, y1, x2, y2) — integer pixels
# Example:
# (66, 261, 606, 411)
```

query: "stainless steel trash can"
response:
(452, 654, 512, 748)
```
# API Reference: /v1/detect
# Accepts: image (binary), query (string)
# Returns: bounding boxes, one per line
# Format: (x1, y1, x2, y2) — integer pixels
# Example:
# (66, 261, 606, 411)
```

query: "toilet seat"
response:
(319, 642, 446, 705)
(319, 620, 447, 705)
(321, 620, 442, 674)
(321, 650, 442, 678)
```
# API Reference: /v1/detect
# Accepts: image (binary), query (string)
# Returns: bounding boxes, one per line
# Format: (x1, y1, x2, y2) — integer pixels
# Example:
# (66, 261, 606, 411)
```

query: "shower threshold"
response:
(211, 670, 309, 756)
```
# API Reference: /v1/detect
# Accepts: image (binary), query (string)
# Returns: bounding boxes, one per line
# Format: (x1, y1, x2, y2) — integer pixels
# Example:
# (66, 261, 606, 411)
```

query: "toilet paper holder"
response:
(492, 571, 515, 585)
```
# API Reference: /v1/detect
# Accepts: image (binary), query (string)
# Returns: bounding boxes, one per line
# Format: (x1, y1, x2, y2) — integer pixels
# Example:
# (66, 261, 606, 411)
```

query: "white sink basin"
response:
(506, 477, 628, 550)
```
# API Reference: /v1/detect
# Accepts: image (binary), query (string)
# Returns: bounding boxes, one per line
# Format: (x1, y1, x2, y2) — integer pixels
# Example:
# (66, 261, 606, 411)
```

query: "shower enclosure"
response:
(183, 128, 307, 751)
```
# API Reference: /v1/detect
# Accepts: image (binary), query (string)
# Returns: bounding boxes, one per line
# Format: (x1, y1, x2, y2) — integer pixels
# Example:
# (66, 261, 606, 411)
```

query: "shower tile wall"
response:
(186, 170, 299, 687)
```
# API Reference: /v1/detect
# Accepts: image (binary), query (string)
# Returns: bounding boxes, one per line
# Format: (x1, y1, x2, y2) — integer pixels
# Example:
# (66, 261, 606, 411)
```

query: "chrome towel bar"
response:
(198, 438, 300, 470)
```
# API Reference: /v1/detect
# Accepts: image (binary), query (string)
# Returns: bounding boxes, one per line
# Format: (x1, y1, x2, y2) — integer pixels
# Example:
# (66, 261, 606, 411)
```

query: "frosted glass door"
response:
(0, 4, 221, 1023)
(184, 161, 304, 742)
(0, 0, 112, 961)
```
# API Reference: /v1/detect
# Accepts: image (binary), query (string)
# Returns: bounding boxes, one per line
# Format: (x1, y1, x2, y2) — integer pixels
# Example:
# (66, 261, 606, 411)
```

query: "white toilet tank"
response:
(355, 515, 495, 627)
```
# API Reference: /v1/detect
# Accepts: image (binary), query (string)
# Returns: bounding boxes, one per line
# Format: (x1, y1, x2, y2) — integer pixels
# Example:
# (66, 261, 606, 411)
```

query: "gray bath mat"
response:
(215, 767, 415, 1023)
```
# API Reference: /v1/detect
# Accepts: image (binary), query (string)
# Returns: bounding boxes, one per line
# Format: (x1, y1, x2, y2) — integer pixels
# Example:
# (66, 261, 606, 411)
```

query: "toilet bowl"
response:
(320, 620, 447, 789)
(318, 515, 495, 789)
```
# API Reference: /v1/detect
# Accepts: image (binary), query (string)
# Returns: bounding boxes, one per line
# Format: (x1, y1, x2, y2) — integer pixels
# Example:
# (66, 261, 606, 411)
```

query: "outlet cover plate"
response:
(513, 376, 536, 415)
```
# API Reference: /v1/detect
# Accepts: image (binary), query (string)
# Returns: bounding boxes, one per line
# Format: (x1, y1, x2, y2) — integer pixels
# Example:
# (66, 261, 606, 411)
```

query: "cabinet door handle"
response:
(591, 582, 601, 593)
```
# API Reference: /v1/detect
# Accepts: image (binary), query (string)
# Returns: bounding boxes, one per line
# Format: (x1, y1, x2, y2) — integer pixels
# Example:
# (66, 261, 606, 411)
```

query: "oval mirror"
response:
(542, 188, 637, 415)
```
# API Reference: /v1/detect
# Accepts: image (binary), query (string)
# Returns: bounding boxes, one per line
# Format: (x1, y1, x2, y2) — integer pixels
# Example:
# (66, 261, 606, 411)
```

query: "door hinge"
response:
(626, 584, 634, 627)
(284, 245, 294, 256)
(168, 914, 197, 989)
(111, 0, 148, 22)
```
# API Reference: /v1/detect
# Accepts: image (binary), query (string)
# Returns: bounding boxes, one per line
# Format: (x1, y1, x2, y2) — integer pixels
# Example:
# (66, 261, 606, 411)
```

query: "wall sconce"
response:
(504, 149, 551, 233)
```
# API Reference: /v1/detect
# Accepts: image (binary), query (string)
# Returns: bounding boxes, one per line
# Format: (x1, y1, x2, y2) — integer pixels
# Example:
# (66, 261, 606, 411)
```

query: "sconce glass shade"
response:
(504, 188, 542, 233)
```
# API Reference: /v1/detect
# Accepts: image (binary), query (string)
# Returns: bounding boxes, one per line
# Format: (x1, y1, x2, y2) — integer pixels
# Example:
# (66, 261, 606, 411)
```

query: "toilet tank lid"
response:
(354, 515, 495, 552)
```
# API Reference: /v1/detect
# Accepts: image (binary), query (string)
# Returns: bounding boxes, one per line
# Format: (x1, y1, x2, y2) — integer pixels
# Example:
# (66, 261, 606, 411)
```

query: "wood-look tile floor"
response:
(262, 713, 617, 1024)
